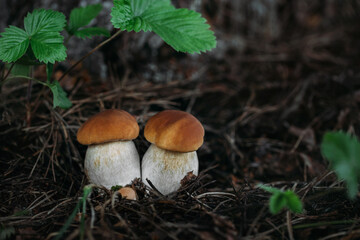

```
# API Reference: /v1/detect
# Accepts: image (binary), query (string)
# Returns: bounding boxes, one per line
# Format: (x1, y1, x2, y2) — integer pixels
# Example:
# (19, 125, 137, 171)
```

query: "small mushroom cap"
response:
(144, 110, 204, 152)
(77, 109, 139, 145)
(118, 187, 137, 200)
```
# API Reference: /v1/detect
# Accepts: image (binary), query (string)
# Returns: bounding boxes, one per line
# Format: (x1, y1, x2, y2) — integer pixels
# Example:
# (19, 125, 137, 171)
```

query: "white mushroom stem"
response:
(85, 141, 140, 189)
(141, 144, 199, 195)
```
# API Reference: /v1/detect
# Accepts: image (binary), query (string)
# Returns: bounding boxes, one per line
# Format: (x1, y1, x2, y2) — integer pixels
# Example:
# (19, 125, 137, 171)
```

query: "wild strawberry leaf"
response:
(110, 0, 216, 53)
(24, 9, 66, 36)
(321, 131, 360, 199)
(258, 185, 303, 214)
(68, 4, 103, 34)
(47, 80, 72, 109)
(30, 32, 67, 63)
(23, 9, 67, 64)
(0, 26, 30, 63)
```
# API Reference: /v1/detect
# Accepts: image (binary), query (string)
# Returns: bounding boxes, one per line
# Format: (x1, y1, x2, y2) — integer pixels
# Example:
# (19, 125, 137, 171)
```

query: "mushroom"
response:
(141, 110, 204, 195)
(77, 109, 140, 189)
(118, 187, 137, 200)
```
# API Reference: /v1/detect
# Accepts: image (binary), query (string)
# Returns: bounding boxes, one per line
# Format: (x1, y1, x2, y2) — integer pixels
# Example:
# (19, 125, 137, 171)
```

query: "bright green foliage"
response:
(283, 190, 303, 213)
(0, 9, 66, 64)
(68, 4, 102, 32)
(24, 9, 65, 35)
(269, 191, 287, 214)
(30, 33, 67, 63)
(67, 4, 110, 38)
(0, 26, 30, 62)
(24, 9, 67, 63)
(111, 0, 216, 54)
(321, 131, 360, 199)
(45, 62, 71, 109)
(111, 0, 171, 32)
(258, 185, 303, 214)
(47, 80, 72, 109)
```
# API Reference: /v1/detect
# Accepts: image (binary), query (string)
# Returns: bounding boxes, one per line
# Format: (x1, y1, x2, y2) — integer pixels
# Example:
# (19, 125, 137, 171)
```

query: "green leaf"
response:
(68, 4, 103, 34)
(149, 8, 217, 53)
(0, 26, 30, 63)
(111, 0, 216, 53)
(23, 9, 67, 64)
(47, 80, 72, 109)
(24, 9, 66, 36)
(73, 27, 110, 39)
(269, 192, 287, 214)
(30, 32, 67, 63)
(111, 0, 171, 32)
(0, 9, 67, 64)
(321, 131, 360, 199)
(259, 185, 303, 214)
(284, 190, 303, 214)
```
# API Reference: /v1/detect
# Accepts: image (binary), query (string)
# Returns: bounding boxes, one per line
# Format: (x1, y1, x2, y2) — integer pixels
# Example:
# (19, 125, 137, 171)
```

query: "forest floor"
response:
(1, 1, 360, 239)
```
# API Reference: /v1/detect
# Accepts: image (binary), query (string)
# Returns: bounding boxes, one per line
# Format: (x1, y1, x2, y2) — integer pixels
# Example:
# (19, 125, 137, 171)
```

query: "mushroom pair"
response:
(77, 109, 204, 195)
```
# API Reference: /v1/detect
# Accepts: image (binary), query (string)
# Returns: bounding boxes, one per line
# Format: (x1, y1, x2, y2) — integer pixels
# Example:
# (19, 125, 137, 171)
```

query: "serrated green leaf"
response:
(30, 35, 67, 64)
(111, 0, 171, 32)
(110, 0, 216, 53)
(321, 131, 360, 199)
(23, 9, 67, 64)
(284, 190, 303, 213)
(24, 9, 66, 36)
(0, 26, 30, 63)
(47, 80, 72, 109)
(68, 4, 103, 34)
(269, 192, 287, 214)
(111, 0, 137, 30)
(73, 27, 110, 39)
(149, 8, 216, 53)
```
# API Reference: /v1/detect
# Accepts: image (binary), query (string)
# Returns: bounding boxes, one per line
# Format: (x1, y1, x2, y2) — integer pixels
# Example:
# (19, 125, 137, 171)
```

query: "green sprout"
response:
(258, 184, 303, 215)
(321, 131, 360, 200)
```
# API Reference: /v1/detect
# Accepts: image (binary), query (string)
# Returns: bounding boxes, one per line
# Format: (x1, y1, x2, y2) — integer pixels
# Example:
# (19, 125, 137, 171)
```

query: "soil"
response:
(1, 0, 360, 239)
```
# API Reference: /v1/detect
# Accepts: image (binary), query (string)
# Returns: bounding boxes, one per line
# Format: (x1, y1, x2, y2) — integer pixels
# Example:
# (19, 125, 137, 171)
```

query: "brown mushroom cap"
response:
(118, 187, 137, 200)
(144, 110, 204, 152)
(77, 109, 139, 145)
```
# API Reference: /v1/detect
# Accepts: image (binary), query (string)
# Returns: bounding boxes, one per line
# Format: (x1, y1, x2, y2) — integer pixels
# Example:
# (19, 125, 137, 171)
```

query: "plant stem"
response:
(3, 76, 47, 86)
(1, 63, 15, 83)
(58, 29, 122, 82)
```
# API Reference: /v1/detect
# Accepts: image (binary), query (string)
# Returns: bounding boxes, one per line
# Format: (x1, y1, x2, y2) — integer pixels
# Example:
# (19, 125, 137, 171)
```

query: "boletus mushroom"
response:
(118, 187, 137, 200)
(77, 109, 140, 189)
(142, 110, 204, 195)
